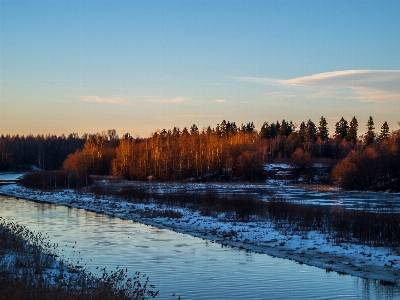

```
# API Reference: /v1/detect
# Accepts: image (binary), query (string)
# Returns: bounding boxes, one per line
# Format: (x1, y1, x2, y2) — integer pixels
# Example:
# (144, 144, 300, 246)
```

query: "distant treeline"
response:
(0, 133, 85, 171)
(3, 117, 400, 189)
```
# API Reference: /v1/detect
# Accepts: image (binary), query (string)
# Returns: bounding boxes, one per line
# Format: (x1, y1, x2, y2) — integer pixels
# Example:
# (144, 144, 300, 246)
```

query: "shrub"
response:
(20, 171, 92, 190)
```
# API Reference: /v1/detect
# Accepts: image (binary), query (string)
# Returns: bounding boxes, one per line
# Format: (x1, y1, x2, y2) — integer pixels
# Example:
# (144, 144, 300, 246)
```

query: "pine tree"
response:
(190, 124, 199, 135)
(231, 122, 238, 133)
(279, 120, 288, 137)
(346, 116, 358, 143)
(317, 116, 329, 141)
(269, 121, 280, 139)
(245, 122, 255, 133)
(259, 122, 269, 139)
(219, 120, 227, 136)
(215, 124, 222, 137)
(334, 117, 348, 140)
(364, 116, 375, 146)
(378, 121, 390, 140)
(305, 119, 317, 143)
(298, 122, 306, 143)
(275, 121, 281, 137)
(287, 121, 295, 137)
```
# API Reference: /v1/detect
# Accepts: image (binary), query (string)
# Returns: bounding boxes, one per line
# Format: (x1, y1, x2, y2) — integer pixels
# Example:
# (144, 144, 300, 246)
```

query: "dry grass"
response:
(88, 180, 400, 248)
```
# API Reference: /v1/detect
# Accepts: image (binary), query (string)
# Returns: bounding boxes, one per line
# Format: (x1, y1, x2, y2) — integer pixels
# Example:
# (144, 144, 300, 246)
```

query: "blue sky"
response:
(1, 0, 400, 137)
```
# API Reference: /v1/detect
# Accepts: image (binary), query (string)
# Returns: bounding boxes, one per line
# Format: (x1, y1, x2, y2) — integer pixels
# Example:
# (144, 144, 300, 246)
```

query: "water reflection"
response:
(1, 195, 399, 300)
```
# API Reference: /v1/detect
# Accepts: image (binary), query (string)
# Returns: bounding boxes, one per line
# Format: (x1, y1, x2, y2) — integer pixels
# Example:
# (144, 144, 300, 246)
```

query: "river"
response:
(1, 194, 399, 299)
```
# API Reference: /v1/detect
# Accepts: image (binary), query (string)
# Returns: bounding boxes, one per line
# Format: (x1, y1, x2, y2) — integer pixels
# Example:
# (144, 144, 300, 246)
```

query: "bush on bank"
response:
(20, 171, 93, 190)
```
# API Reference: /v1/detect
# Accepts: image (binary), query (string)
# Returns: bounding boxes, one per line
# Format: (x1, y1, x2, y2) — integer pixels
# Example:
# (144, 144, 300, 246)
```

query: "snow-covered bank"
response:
(0, 173, 24, 181)
(0, 216, 98, 295)
(1, 183, 399, 287)
(0, 209, 159, 299)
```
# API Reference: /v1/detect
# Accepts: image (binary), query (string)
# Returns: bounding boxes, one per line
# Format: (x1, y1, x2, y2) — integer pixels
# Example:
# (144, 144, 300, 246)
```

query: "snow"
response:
(1, 175, 400, 286)
(264, 163, 292, 171)
(0, 173, 24, 181)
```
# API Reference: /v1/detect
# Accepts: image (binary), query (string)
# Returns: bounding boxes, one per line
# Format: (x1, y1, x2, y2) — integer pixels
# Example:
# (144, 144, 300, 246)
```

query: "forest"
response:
(2, 116, 400, 191)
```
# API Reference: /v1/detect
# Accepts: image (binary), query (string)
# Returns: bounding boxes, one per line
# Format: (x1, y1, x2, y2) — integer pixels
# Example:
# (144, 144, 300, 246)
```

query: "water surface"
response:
(1, 195, 399, 299)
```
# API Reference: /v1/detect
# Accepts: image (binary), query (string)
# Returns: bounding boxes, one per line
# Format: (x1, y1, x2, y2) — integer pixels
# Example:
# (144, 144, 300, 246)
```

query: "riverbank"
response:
(1, 182, 399, 287)
(0, 217, 159, 300)
(0, 217, 87, 294)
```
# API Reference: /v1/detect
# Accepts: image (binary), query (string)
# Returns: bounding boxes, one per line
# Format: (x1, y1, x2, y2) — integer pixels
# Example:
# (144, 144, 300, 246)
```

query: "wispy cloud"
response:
(147, 97, 187, 104)
(263, 92, 298, 99)
(278, 70, 400, 87)
(215, 99, 227, 103)
(237, 70, 400, 103)
(82, 96, 131, 105)
(237, 77, 279, 85)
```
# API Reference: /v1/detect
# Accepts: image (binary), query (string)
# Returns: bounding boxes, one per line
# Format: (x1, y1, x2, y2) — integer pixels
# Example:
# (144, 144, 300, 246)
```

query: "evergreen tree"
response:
(245, 122, 255, 133)
(219, 120, 227, 136)
(317, 116, 329, 141)
(287, 121, 295, 137)
(230, 122, 238, 134)
(273, 121, 280, 138)
(364, 116, 375, 146)
(278, 120, 288, 137)
(378, 121, 390, 140)
(346, 116, 358, 143)
(215, 124, 222, 136)
(259, 122, 269, 139)
(190, 124, 199, 135)
(305, 119, 317, 143)
(298, 122, 306, 143)
(334, 117, 348, 140)
(268, 121, 280, 139)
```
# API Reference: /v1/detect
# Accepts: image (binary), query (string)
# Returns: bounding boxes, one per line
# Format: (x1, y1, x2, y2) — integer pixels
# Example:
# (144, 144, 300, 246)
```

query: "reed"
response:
(0, 217, 158, 300)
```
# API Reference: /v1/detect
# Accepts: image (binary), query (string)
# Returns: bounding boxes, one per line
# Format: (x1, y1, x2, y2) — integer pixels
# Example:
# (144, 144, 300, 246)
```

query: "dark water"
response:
(1, 195, 399, 299)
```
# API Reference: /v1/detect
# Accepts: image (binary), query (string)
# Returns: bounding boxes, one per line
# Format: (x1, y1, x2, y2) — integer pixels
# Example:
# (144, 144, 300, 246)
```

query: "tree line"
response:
(63, 122, 266, 182)
(3, 117, 400, 189)
(0, 133, 85, 171)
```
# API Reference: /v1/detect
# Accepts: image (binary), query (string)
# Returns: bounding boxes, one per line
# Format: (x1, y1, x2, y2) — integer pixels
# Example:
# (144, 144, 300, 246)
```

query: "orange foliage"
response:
(112, 128, 267, 181)
(332, 131, 400, 190)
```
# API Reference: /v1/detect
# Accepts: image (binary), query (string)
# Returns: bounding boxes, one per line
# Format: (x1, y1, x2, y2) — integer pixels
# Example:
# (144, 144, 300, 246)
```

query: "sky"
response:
(1, 0, 400, 138)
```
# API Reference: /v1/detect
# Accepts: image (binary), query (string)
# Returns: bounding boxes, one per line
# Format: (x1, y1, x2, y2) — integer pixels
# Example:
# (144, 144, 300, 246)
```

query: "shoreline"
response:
(1, 183, 399, 287)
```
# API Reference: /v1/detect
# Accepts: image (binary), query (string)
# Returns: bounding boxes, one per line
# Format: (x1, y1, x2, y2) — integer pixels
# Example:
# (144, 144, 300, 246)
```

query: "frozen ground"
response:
(1, 179, 400, 286)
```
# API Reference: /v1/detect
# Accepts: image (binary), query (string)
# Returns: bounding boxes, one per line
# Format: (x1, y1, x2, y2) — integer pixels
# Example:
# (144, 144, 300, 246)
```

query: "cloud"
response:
(82, 96, 131, 105)
(263, 92, 298, 99)
(147, 97, 187, 104)
(236, 77, 279, 86)
(215, 99, 227, 103)
(237, 70, 400, 103)
(278, 70, 400, 87)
